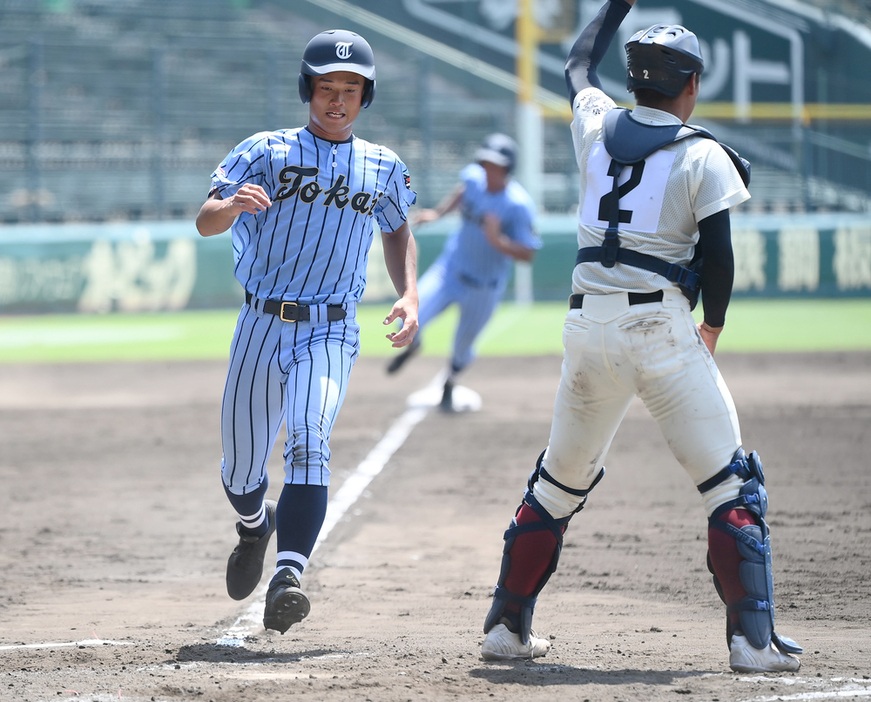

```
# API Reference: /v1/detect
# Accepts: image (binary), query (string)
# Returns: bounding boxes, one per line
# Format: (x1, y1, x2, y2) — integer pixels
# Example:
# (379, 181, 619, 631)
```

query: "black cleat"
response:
(439, 378, 455, 412)
(226, 500, 276, 601)
(263, 568, 311, 634)
(386, 342, 420, 374)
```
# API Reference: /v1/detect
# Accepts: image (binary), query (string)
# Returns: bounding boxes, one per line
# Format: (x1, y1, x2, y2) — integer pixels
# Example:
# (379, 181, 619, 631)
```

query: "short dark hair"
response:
(632, 73, 698, 106)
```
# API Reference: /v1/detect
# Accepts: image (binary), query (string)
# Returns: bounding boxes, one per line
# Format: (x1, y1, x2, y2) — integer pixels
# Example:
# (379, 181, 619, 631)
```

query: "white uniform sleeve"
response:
(692, 142, 751, 222)
(571, 87, 616, 148)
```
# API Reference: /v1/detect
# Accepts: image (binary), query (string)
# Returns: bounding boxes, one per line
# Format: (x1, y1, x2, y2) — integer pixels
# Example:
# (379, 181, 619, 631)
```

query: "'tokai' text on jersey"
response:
(210, 127, 416, 305)
(272, 166, 385, 214)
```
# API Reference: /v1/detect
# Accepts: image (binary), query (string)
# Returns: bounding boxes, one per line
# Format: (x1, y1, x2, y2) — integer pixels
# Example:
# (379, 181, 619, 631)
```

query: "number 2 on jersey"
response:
(597, 159, 644, 225)
(580, 143, 676, 234)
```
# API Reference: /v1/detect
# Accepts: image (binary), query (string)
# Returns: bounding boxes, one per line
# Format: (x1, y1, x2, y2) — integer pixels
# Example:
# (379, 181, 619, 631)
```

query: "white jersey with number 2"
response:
(570, 87, 750, 296)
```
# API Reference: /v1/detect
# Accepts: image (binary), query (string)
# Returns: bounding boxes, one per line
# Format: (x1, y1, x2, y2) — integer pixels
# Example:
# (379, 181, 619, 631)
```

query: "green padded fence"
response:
(0, 213, 869, 315)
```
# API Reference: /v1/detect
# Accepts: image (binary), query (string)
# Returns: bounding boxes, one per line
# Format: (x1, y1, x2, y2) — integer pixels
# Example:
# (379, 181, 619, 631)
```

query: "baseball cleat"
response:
(226, 500, 277, 601)
(386, 342, 419, 374)
(438, 378, 455, 412)
(729, 634, 801, 673)
(481, 623, 551, 661)
(263, 568, 311, 634)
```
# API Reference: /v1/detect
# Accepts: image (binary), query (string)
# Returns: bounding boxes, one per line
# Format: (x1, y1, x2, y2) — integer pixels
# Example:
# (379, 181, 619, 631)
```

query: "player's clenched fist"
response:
(196, 183, 272, 236)
(228, 183, 272, 215)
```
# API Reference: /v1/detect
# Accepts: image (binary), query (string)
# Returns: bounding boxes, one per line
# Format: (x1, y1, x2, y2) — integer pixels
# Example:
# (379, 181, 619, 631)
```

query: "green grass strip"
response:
(0, 298, 868, 364)
(383, 298, 871, 356)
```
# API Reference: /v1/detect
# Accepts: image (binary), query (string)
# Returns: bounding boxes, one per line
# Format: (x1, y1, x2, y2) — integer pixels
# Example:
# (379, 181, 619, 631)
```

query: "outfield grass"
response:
(0, 298, 869, 364)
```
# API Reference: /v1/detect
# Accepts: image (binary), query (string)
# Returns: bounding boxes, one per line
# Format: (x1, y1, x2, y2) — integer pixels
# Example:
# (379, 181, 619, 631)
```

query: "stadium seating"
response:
(0, 0, 867, 224)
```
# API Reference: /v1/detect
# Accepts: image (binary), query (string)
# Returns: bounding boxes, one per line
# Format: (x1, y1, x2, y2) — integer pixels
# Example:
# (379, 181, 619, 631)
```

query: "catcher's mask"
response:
(625, 24, 704, 97)
(298, 29, 376, 108)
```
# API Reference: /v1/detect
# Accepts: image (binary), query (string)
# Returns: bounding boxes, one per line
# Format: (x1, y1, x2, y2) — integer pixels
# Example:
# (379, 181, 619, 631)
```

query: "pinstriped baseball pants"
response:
(416, 255, 506, 372)
(220, 303, 360, 494)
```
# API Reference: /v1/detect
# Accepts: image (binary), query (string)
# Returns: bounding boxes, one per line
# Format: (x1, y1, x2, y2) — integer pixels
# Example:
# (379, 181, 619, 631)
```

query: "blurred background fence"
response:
(0, 0, 870, 311)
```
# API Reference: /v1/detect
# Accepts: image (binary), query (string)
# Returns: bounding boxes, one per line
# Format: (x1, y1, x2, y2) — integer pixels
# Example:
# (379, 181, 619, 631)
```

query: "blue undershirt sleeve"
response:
(697, 209, 734, 328)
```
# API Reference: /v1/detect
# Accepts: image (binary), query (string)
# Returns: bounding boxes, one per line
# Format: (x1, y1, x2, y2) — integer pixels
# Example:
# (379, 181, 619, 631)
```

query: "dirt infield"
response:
(1, 352, 870, 702)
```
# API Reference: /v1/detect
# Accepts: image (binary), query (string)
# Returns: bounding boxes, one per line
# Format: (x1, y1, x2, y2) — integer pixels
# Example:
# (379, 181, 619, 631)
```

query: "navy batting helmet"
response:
(475, 133, 517, 173)
(298, 29, 377, 108)
(625, 24, 704, 97)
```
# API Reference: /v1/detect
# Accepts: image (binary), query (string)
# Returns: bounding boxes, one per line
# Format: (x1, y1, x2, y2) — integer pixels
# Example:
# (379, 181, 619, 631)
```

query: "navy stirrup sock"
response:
(224, 479, 270, 538)
(275, 483, 329, 576)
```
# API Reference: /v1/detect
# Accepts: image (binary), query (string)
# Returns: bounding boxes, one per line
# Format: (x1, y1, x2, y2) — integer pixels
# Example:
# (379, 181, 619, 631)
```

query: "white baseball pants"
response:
(540, 289, 743, 517)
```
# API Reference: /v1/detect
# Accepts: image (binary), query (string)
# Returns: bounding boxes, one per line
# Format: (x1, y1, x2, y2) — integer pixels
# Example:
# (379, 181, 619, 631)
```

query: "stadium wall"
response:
(0, 213, 869, 314)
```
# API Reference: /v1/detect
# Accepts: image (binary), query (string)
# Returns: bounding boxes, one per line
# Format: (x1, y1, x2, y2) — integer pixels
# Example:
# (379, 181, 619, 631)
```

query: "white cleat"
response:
(481, 623, 551, 661)
(730, 634, 801, 673)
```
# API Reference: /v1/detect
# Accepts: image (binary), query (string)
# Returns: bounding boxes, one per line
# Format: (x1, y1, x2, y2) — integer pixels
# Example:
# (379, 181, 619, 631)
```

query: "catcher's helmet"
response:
(475, 133, 517, 173)
(298, 29, 376, 108)
(625, 24, 704, 97)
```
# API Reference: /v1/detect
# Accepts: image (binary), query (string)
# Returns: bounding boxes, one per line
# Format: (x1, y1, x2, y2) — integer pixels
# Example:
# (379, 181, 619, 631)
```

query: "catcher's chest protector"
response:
(601, 108, 750, 181)
(575, 108, 750, 306)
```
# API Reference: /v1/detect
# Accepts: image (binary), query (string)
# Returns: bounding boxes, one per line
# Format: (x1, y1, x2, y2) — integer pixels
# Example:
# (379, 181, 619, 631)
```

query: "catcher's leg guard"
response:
(484, 451, 604, 645)
(701, 449, 802, 656)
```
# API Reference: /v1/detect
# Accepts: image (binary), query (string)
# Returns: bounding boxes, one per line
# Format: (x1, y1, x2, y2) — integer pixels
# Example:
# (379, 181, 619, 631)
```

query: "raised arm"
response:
(565, 0, 636, 104)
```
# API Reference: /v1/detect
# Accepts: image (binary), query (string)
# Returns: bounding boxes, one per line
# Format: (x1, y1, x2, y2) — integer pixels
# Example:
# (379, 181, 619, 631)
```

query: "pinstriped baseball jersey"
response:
(444, 164, 539, 286)
(210, 126, 416, 304)
(570, 89, 750, 296)
(214, 125, 416, 493)
(403, 162, 538, 376)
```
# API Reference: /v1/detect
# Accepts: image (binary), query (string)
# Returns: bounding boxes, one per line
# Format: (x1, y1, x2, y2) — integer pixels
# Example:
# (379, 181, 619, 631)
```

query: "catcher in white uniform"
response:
(480, 0, 804, 673)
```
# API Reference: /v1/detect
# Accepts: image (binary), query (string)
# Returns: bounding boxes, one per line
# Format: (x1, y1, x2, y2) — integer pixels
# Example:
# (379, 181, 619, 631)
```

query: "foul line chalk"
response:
(0, 639, 134, 651)
(737, 687, 871, 702)
(733, 678, 871, 702)
(217, 373, 441, 646)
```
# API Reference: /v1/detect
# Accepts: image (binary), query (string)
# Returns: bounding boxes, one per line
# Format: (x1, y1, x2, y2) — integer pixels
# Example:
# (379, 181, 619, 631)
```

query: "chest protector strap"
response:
(575, 108, 750, 298)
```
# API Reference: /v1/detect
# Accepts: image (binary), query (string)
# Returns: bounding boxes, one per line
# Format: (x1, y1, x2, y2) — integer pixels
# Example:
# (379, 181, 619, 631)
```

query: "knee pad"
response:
(529, 449, 606, 518)
(701, 448, 802, 656)
(484, 450, 604, 644)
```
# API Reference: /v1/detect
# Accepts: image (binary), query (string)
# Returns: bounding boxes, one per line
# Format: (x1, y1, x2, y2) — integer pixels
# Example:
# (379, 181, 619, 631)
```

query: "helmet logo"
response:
(335, 42, 353, 60)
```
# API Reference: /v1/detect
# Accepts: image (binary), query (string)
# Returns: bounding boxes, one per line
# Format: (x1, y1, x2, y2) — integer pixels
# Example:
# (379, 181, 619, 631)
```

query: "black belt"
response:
(246, 292, 346, 322)
(569, 290, 664, 309)
(458, 272, 499, 289)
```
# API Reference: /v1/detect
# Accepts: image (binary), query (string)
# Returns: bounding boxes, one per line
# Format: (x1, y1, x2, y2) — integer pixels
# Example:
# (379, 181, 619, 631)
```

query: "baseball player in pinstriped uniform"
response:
(480, 0, 803, 672)
(386, 133, 539, 410)
(196, 29, 418, 634)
